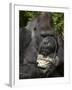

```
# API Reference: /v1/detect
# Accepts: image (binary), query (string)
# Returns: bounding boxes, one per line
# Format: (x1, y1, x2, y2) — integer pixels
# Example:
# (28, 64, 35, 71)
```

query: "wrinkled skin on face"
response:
(19, 13, 64, 79)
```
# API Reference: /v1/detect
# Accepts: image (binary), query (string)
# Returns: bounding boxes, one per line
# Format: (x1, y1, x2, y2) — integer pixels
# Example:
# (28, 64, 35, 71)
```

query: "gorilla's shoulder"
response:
(20, 27, 32, 49)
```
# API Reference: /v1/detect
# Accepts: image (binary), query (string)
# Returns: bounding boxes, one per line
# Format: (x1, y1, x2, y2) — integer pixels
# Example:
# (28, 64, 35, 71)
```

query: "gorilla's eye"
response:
(34, 27, 36, 31)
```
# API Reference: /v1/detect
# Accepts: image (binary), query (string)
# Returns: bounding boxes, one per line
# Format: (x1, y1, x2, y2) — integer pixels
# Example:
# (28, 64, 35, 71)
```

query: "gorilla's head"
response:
(33, 13, 59, 74)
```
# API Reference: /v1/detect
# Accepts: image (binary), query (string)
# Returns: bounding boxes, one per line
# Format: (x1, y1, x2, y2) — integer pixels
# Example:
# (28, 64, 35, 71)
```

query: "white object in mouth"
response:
(37, 54, 59, 74)
(37, 54, 53, 68)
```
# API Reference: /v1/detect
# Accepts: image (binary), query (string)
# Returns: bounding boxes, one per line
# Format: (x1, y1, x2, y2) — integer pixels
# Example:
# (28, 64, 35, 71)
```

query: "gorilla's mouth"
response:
(37, 54, 55, 73)
(36, 37, 59, 74)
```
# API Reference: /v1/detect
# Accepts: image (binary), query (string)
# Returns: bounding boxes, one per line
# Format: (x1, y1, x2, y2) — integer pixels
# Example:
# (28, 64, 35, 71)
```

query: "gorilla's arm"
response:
(19, 28, 42, 79)
(19, 38, 41, 79)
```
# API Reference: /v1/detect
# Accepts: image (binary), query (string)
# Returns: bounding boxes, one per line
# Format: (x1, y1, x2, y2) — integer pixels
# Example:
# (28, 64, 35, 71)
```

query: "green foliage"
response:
(19, 11, 40, 27)
(19, 11, 64, 36)
(51, 13, 64, 35)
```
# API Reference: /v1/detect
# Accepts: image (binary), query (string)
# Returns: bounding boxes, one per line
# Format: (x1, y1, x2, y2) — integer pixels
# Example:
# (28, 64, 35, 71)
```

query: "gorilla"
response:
(19, 12, 64, 79)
